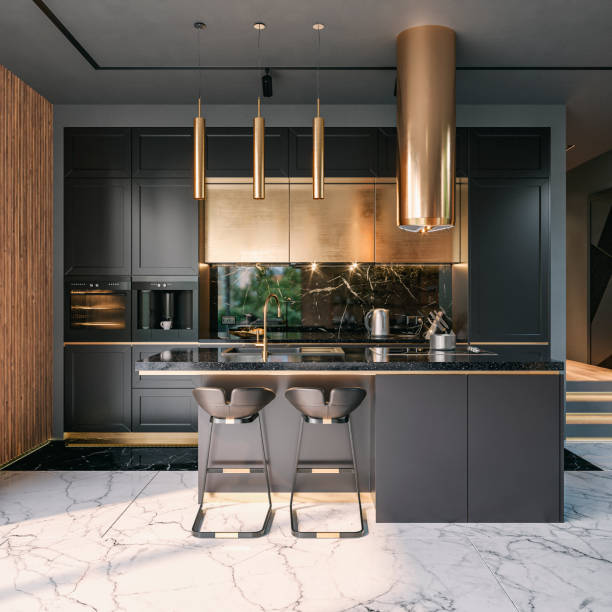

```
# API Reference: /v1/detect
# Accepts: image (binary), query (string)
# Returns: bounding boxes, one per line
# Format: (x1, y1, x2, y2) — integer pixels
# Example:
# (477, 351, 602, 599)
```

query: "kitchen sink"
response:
(220, 346, 345, 362)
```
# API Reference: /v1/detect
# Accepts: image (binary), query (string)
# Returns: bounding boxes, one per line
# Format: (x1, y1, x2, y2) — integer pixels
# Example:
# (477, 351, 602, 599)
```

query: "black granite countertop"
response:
(137, 345, 564, 372)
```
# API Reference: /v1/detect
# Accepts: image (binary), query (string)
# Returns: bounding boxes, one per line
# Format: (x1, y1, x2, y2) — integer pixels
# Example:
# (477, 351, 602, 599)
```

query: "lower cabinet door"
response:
(132, 345, 199, 388)
(468, 374, 561, 522)
(64, 346, 131, 432)
(131, 389, 198, 432)
(375, 374, 468, 522)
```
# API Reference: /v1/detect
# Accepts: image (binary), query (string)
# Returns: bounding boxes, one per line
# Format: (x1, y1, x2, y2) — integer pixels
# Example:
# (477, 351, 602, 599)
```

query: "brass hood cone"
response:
(396, 25, 456, 232)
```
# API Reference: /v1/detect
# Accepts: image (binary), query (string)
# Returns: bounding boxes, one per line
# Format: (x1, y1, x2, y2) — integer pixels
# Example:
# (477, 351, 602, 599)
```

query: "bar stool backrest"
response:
(193, 386, 275, 420)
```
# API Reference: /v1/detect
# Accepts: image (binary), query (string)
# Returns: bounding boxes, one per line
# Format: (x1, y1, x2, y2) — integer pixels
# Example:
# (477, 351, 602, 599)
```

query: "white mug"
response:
(160, 320, 173, 330)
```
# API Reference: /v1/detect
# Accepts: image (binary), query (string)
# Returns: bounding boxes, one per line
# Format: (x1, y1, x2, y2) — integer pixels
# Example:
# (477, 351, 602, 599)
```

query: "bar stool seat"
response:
(285, 386, 367, 538)
(191, 387, 275, 538)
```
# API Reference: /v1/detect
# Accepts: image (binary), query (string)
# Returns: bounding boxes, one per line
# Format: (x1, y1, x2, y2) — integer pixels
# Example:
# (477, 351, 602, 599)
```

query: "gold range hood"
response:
(396, 25, 456, 232)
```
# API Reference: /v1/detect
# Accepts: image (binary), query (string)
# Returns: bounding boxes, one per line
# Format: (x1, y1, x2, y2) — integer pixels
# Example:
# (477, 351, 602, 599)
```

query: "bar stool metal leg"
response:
(289, 416, 366, 539)
(191, 413, 273, 539)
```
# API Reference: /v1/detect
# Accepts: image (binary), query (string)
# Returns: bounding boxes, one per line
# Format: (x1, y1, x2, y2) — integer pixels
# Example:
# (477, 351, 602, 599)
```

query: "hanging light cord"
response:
(197, 26, 203, 113)
(257, 26, 262, 111)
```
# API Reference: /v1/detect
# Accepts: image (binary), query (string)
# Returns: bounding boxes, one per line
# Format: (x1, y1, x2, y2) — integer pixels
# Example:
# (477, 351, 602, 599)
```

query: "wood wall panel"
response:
(0, 65, 53, 465)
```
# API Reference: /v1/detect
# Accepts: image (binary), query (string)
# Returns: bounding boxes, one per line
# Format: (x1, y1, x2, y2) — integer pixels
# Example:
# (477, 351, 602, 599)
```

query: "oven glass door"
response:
(69, 290, 130, 336)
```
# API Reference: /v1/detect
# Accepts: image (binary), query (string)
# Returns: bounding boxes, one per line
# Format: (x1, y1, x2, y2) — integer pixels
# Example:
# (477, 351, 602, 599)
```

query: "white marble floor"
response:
(2, 448, 612, 612)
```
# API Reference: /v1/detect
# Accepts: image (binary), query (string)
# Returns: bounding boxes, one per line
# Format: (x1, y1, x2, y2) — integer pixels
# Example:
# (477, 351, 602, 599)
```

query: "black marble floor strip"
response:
(564, 448, 602, 471)
(2, 441, 197, 471)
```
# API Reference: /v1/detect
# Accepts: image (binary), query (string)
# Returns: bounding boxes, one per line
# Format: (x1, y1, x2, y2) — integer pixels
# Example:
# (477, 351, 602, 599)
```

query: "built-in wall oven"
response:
(65, 277, 131, 341)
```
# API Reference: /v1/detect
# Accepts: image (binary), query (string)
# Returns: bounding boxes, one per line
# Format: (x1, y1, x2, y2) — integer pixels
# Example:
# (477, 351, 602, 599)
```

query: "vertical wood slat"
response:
(0, 64, 53, 465)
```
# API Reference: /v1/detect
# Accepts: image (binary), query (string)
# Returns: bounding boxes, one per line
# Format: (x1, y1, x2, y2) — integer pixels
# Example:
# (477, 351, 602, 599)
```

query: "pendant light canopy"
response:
(312, 23, 325, 200)
(193, 22, 206, 201)
(253, 23, 266, 199)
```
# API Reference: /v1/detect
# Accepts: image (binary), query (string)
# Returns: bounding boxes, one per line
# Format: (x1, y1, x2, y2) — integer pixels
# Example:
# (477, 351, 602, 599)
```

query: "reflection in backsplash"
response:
(211, 264, 451, 334)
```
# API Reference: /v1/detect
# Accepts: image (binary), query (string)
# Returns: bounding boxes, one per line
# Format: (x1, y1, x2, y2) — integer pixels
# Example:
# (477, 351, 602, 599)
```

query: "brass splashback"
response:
(204, 182, 289, 262)
(396, 26, 456, 231)
(289, 182, 374, 262)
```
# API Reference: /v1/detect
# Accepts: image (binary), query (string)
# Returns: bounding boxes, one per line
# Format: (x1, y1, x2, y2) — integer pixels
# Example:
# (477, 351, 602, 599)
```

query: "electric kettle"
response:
(364, 308, 390, 337)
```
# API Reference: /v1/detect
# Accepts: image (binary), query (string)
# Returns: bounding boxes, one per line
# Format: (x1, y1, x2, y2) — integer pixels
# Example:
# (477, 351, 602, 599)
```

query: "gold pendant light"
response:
(312, 23, 325, 200)
(193, 22, 206, 201)
(253, 23, 266, 199)
(253, 97, 265, 199)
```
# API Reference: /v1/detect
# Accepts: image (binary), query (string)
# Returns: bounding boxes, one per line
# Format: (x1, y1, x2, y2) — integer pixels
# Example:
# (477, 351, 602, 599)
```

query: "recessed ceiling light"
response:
(253, 22, 266, 30)
(565, 144, 576, 152)
(193, 22, 206, 30)
(313, 23, 325, 31)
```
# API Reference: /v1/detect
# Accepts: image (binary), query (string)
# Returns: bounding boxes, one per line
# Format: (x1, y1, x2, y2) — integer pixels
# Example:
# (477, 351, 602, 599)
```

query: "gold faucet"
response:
(256, 293, 282, 362)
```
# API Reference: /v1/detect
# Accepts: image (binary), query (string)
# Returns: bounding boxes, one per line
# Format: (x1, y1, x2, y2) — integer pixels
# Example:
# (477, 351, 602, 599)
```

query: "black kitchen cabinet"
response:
(132, 128, 193, 177)
(468, 374, 562, 522)
(289, 127, 378, 177)
(132, 178, 198, 276)
(375, 374, 468, 522)
(64, 128, 131, 178)
(469, 178, 550, 342)
(64, 178, 131, 275)
(376, 127, 468, 178)
(469, 128, 550, 178)
(64, 345, 131, 432)
(132, 388, 198, 432)
(206, 127, 288, 177)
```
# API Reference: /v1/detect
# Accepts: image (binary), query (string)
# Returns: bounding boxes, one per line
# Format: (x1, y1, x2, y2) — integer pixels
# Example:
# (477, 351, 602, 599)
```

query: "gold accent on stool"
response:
(323, 418, 332, 424)
(312, 468, 340, 474)
(316, 532, 340, 539)
(223, 468, 251, 474)
(215, 532, 239, 539)
(225, 418, 235, 424)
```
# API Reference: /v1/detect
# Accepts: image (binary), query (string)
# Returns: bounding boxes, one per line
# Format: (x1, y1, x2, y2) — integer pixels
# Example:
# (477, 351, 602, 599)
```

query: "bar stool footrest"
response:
(191, 503, 273, 539)
(207, 467, 265, 474)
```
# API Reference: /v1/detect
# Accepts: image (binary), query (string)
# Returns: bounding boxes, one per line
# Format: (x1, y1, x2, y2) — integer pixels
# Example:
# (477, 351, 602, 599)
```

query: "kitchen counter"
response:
(137, 345, 563, 373)
(200, 330, 424, 344)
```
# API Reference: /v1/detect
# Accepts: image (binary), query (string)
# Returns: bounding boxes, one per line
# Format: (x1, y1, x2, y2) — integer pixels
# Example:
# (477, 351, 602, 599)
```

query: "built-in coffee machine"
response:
(132, 278, 198, 341)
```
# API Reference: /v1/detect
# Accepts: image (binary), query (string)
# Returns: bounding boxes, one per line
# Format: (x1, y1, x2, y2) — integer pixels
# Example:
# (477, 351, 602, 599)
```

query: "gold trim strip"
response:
(215, 532, 239, 539)
(312, 468, 340, 474)
(566, 393, 612, 402)
(472, 342, 550, 346)
(138, 370, 561, 376)
(65, 342, 199, 347)
(289, 176, 376, 184)
(566, 437, 612, 443)
(316, 532, 340, 539)
(205, 177, 289, 184)
(223, 468, 251, 474)
(566, 413, 612, 425)
(64, 432, 198, 446)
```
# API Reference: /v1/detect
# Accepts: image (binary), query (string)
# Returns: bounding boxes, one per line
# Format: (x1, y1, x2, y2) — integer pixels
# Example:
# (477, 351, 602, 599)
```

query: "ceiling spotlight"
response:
(565, 144, 576, 152)
(313, 23, 325, 31)
(194, 22, 206, 30)
(262, 68, 273, 97)
(253, 22, 266, 30)
(349, 262, 359, 271)
(310, 262, 318, 271)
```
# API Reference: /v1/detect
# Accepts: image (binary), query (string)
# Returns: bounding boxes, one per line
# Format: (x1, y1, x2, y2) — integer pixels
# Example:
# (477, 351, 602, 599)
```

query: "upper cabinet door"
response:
(132, 178, 198, 275)
(289, 181, 374, 262)
(64, 178, 131, 275)
(64, 128, 131, 178)
(289, 128, 378, 177)
(469, 128, 550, 178)
(376, 127, 468, 178)
(204, 182, 289, 263)
(206, 127, 288, 177)
(132, 128, 193, 177)
(374, 182, 460, 263)
(468, 178, 550, 342)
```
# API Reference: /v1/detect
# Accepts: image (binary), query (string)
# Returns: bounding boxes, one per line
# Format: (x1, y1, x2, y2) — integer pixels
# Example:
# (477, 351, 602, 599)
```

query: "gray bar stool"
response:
(285, 387, 367, 538)
(191, 386, 275, 538)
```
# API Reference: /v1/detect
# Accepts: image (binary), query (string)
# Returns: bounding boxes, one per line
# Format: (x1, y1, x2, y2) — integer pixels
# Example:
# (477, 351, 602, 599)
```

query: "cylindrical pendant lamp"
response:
(253, 97, 265, 199)
(193, 97, 206, 200)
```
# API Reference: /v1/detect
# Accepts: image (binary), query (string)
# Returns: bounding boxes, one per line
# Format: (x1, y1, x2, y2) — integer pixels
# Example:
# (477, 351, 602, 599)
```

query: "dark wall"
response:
(567, 149, 612, 363)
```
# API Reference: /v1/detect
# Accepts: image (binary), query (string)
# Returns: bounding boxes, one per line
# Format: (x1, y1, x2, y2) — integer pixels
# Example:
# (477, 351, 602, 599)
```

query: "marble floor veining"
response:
(2, 446, 612, 611)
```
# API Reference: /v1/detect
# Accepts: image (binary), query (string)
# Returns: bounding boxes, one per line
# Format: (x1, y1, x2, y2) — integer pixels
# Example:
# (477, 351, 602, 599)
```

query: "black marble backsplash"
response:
(210, 264, 452, 334)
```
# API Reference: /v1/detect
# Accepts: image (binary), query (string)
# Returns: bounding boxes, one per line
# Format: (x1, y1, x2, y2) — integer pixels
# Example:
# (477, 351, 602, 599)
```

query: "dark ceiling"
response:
(2, 0, 612, 169)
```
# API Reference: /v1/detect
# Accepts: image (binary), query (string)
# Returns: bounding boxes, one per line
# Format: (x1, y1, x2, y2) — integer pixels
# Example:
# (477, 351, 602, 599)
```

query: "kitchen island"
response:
(137, 345, 564, 523)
